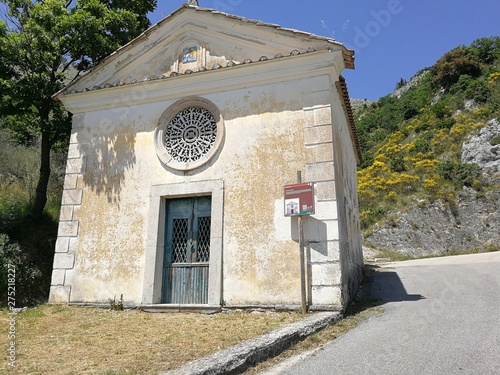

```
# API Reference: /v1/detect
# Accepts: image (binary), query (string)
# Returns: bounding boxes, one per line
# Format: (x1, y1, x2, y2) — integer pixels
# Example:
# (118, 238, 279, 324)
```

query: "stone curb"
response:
(160, 311, 341, 375)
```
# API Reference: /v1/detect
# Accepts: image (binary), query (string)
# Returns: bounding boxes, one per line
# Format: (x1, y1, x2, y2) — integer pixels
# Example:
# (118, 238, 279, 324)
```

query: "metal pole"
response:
(297, 171, 308, 315)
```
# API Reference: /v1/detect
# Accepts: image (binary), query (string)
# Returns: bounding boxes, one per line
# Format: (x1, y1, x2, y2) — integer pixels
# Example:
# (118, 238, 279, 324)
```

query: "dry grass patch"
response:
(0, 305, 303, 374)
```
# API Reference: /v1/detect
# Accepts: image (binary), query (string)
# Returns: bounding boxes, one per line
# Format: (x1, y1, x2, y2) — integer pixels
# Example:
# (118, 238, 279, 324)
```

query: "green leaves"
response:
(431, 46, 482, 90)
(355, 36, 500, 230)
(470, 37, 500, 65)
(1, 0, 157, 113)
(437, 161, 482, 188)
(65, 0, 140, 70)
(0, 0, 156, 218)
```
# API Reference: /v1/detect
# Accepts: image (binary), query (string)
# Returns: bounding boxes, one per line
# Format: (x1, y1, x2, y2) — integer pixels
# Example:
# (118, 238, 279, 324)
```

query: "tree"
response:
(0, 0, 157, 220)
(470, 36, 500, 64)
(395, 77, 407, 90)
(0, 20, 8, 79)
(431, 46, 482, 90)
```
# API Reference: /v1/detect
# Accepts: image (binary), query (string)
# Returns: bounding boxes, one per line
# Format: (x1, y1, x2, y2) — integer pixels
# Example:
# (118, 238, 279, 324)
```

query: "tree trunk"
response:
(31, 130, 51, 220)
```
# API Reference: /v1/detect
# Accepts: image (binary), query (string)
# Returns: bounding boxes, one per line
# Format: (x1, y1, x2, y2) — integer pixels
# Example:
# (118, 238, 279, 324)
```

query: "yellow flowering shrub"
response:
(383, 143, 411, 159)
(386, 131, 405, 145)
(423, 178, 437, 188)
(386, 191, 398, 202)
(399, 173, 420, 185)
(414, 159, 440, 174)
(423, 178, 439, 197)
(488, 71, 500, 84)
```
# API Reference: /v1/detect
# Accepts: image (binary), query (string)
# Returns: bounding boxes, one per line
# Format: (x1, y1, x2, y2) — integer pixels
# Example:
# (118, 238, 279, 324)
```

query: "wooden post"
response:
(297, 171, 308, 315)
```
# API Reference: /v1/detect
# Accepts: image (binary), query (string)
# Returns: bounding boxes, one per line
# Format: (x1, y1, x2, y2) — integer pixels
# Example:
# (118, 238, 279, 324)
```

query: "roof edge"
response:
(54, 4, 354, 100)
(336, 76, 362, 165)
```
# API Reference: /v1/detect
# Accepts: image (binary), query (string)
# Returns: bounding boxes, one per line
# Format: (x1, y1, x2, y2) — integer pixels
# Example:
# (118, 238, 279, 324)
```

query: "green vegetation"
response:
(366, 248, 416, 262)
(0, 0, 157, 306)
(491, 135, 500, 146)
(0, 129, 65, 306)
(0, 0, 157, 220)
(368, 245, 500, 263)
(356, 37, 500, 232)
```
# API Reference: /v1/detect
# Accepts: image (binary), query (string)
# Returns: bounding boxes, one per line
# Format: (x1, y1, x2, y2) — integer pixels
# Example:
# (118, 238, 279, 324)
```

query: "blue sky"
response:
(150, 0, 500, 100)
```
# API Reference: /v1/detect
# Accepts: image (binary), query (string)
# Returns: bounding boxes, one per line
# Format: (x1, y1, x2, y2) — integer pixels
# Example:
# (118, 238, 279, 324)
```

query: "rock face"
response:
(350, 98, 375, 112)
(366, 188, 500, 256)
(391, 71, 429, 99)
(366, 118, 500, 256)
(462, 118, 500, 179)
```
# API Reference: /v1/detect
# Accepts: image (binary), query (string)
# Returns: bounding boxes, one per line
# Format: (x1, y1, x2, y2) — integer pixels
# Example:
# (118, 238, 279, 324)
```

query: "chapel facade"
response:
(49, 2, 363, 311)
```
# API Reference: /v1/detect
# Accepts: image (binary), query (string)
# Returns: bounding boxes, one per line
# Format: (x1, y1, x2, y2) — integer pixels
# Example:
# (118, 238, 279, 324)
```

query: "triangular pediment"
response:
(58, 4, 354, 95)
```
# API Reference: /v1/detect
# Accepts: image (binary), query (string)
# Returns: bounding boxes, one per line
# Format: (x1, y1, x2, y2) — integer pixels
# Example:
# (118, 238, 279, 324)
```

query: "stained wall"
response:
(49, 50, 359, 310)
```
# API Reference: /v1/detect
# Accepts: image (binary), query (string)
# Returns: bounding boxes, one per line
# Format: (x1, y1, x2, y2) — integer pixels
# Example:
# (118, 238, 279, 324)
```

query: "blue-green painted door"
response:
(162, 196, 211, 304)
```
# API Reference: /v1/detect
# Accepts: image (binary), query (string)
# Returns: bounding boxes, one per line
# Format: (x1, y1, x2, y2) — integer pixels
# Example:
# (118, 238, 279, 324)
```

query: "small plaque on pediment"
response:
(181, 46, 198, 63)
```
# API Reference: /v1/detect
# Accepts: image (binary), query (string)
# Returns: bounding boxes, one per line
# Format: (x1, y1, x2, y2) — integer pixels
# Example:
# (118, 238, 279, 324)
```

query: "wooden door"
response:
(162, 197, 211, 304)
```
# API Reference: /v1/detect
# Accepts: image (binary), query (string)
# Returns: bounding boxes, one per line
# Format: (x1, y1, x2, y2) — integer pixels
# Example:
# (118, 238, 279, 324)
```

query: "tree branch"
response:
(61, 57, 76, 73)
(0, 5, 21, 30)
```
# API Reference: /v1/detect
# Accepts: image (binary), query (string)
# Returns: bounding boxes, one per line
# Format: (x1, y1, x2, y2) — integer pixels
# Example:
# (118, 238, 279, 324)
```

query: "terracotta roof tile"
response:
(336, 76, 363, 164)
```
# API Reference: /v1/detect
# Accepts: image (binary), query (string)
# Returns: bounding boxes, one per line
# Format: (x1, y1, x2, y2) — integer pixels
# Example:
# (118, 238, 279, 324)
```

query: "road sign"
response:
(284, 182, 315, 216)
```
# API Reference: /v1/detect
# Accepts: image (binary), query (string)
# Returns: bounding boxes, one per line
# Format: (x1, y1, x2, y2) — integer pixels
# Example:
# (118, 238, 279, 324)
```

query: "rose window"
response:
(154, 97, 224, 171)
(164, 107, 217, 163)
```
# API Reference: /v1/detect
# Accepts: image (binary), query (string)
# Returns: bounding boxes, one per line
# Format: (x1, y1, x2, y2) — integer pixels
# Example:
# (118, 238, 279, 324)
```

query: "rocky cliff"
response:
(462, 119, 500, 182)
(366, 188, 500, 256)
(365, 119, 500, 256)
(354, 37, 500, 257)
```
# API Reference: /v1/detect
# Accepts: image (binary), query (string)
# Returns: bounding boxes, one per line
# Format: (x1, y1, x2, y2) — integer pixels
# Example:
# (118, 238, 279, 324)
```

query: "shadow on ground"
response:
(345, 265, 425, 317)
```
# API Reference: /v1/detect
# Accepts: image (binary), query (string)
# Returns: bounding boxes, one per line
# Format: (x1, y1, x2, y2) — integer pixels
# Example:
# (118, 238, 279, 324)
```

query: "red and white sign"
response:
(284, 182, 315, 216)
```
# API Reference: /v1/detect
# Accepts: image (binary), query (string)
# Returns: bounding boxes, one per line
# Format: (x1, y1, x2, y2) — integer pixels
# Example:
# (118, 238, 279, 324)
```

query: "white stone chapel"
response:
(49, 1, 364, 311)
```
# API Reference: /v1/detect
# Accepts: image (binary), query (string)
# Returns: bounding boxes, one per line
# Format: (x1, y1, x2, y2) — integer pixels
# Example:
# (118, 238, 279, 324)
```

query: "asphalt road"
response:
(264, 252, 500, 375)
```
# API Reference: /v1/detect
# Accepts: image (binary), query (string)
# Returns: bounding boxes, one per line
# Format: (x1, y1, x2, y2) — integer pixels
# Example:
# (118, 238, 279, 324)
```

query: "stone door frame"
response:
(142, 180, 224, 306)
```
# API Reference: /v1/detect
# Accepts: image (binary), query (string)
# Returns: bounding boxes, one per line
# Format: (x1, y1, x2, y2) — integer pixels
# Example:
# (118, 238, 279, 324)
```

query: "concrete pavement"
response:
(265, 251, 500, 375)
(161, 252, 500, 374)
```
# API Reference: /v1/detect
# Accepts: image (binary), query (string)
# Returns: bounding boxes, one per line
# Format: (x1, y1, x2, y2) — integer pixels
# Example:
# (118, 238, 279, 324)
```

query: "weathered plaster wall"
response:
(331, 91, 364, 308)
(51, 67, 362, 309)
(50, 71, 350, 309)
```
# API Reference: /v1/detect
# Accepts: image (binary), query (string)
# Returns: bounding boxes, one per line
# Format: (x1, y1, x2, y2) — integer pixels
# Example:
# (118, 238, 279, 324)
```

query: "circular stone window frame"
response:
(154, 97, 225, 171)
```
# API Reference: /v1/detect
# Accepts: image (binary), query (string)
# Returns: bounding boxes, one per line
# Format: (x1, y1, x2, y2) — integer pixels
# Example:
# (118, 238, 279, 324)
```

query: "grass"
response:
(0, 305, 305, 374)
(370, 248, 417, 262)
(0, 296, 384, 374)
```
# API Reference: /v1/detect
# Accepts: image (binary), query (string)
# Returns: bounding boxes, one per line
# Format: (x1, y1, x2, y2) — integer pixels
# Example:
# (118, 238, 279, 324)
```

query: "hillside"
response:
(354, 36, 500, 257)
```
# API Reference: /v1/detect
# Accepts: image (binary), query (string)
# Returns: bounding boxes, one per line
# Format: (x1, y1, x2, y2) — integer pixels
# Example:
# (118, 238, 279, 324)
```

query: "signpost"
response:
(285, 173, 314, 315)
(284, 182, 315, 216)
